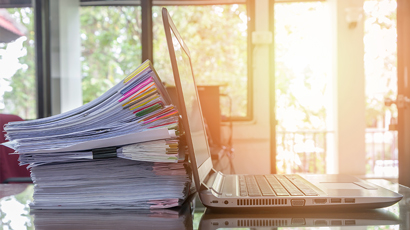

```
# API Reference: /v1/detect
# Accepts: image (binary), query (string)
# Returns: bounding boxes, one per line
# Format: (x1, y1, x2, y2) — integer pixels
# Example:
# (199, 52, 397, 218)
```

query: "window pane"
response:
(80, 6, 142, 104)
(274, 2, 331, 174)
(0, 8, 36, 119)
(152, 5, 248, 118)
(364, 0, 398, 177)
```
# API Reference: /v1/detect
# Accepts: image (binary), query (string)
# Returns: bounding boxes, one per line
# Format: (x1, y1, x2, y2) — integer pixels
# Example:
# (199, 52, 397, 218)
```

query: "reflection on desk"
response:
(32, 206, 193, 230)
(0, 180, 409, 230)
(200, 207, 400, 229)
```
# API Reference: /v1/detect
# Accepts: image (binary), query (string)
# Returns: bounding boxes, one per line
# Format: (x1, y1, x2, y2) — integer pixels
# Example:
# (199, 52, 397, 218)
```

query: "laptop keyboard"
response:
(239, 174, 318, 197)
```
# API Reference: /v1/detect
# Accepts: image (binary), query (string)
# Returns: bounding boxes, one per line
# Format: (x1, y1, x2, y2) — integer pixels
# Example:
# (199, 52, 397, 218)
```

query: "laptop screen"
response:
(168, 26, 211, 168)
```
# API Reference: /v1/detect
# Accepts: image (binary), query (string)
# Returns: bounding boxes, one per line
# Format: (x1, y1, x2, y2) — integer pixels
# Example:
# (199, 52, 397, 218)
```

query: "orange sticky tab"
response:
(122, 88, 157, 107)
(129, 82, 155, 100)
(141, 106, 174, 122)
(144, 110, 178, 124)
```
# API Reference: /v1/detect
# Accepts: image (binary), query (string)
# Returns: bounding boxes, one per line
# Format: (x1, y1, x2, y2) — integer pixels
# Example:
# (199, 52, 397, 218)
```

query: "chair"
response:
(0, 114, 31, 183)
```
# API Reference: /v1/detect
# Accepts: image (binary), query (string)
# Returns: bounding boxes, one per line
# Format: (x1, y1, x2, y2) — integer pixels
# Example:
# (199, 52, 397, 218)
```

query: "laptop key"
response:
(255, 175, 275, 196)
(272, 188, 289, 196)
(245, 175, 262, 196)
(239, 175, 248, 196)
(299, 189, 318, 196)
(285, 175, 319, 196)
(264, 175, 290, 196)
(275, 175, 306, 196)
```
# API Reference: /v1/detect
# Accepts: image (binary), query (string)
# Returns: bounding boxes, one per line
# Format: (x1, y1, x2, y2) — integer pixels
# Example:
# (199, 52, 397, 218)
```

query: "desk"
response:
(0, 180, 409, 229)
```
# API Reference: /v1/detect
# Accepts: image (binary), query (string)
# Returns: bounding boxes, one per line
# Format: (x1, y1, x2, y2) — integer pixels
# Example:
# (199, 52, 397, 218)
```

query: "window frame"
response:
(150, 0, 254, 121)
(1, 0, 254, 120)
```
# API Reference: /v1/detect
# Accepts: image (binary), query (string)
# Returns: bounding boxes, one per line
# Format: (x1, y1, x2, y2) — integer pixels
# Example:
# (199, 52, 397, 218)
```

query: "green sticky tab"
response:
(135, 104, 162, 117)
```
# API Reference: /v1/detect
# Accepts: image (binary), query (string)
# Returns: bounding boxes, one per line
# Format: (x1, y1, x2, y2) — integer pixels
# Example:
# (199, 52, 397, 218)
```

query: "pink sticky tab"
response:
(143, 110, 178, 124)
(118, 77, 154, 102)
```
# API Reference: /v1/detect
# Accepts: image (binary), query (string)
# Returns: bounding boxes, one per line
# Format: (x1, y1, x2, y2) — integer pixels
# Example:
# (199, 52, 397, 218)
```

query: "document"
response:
(2, 60, 191, 209)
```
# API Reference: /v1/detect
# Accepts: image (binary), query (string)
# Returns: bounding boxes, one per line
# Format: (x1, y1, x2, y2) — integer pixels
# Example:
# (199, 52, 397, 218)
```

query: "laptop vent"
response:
(237, 198, 287, 206)
(237, 219, 288, 227)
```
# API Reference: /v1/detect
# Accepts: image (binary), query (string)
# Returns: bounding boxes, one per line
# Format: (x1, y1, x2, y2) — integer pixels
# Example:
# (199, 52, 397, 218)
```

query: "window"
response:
(152, 4, 249, 118)
(1, 1, 252, 120)
(364, 0, 398, 177)
(80, 6, 142, 104)
(274, 2, 331, 174)
(0, 7, 36, 119)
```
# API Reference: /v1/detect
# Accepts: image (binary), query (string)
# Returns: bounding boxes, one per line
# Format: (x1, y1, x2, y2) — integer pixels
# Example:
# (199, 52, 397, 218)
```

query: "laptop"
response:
(161, 7, 403, 209)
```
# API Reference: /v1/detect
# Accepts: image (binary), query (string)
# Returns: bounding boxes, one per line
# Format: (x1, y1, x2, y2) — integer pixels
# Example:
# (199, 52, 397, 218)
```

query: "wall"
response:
(230, 0, 272, 175)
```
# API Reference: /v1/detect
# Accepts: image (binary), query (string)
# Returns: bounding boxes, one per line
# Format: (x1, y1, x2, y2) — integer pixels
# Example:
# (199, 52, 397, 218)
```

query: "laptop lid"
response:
(162, 8, 214, 190)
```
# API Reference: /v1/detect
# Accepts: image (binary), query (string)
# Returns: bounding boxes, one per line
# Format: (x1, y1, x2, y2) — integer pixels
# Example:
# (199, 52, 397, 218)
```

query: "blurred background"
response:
(0, 0, 403, 181)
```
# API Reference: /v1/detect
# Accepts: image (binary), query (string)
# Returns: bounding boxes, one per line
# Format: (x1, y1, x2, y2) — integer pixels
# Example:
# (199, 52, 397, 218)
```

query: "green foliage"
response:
(2, 2, 395, 129)
(1, 5, 248, 119)
(80, 5, 249, 117)
(0, 8, 36, 119)
(152, 5, 248, 117)
(80, 6, 142, 104)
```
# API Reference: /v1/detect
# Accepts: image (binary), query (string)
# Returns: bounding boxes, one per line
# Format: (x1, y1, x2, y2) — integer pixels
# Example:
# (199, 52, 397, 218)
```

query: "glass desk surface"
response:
(0, 180, 409, 230)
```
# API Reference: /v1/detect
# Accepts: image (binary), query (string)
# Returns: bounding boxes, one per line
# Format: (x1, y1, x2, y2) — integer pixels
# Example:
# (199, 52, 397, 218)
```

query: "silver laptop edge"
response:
(161, 7, 403, 209)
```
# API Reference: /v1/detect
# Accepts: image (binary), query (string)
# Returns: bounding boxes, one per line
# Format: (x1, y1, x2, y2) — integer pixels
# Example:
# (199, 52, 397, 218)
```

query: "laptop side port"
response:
(344, 198, 355, 203)
(211, 200, 218, 203)
(345, 220, 356, 225)
(331, 220, 343, 226)
(314, 199, 327, 204)
(314, 220, 327, 226)
(291, 199, 305, 206)
(291, 218, 306, 225)
(330, 198, 342, 203)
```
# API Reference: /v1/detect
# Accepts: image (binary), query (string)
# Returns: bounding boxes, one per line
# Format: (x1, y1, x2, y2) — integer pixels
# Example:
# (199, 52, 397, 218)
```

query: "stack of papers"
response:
(31, 158, 191, 209)
(4, 60, 179, 158)
(2, 60, 192, 209)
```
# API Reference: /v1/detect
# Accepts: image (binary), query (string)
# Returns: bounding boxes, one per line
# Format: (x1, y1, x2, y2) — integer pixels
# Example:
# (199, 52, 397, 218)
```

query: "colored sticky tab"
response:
(144, 110, 178, 124)
(119, 77, 154, 102)
(128, 82, 155, 101)
(130, 96, 160, 112)
(123, 61, 150, 83)
(135, 103, 163, 117)
(148, 121, 178, 129)
(122, 84, 156, 108)
(123, 89, 158, 108)
(133, 101, 163, 114)
(120, 71, 152, 95)
(142, 106, 174, 122)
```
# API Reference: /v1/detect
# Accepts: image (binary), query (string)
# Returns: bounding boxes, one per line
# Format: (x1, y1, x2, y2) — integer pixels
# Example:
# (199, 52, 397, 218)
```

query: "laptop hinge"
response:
(201, 169, 224, 195)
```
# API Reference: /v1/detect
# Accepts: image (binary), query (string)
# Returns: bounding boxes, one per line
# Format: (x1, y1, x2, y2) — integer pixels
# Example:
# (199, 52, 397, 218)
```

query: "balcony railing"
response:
(276, 131, 332, 174)
(365, 129, 398, 178)
(276, 129, 398, 178)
